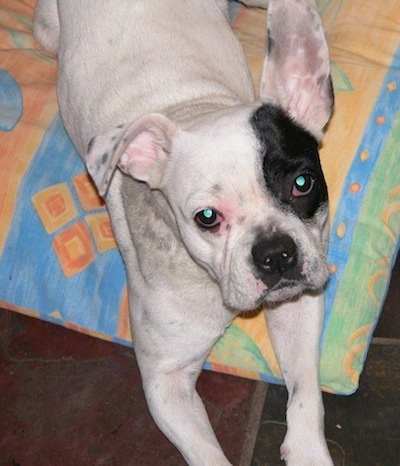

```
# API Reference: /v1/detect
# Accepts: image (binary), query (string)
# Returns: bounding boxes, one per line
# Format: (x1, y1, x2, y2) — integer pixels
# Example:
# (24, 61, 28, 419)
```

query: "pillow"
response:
(0, 0, 399, 394)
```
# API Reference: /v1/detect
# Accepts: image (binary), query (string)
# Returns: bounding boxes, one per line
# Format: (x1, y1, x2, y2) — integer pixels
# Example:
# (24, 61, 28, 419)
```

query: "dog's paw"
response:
(280, 438, 334, 466)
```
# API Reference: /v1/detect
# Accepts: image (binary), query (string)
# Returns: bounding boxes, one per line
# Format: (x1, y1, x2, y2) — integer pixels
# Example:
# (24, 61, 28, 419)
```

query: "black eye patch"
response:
(250, 104, 328, 219)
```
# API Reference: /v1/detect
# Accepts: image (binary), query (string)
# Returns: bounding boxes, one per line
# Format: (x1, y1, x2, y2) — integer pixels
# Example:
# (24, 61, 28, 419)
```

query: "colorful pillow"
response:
(0, 0, 399, 394)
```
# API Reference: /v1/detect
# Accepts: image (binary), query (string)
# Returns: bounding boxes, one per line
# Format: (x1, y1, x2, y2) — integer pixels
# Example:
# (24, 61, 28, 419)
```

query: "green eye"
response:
(202, 209, 214, 220)
(292, 174, 315, 198)
(296, 175, 307, 187)
(194, 208, 221, 229)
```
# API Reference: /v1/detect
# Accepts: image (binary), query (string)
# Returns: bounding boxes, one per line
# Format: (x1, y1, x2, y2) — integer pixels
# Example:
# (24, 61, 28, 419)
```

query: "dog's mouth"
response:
(260, 280, 307, 305)
(259, 267, 329, 305)
(246, 256, 329, 307)
(225, 278, 308, 313)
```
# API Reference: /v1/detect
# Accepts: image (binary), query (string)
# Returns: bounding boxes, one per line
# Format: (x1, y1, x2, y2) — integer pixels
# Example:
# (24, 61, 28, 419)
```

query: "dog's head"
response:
(86, 0, 333, 311)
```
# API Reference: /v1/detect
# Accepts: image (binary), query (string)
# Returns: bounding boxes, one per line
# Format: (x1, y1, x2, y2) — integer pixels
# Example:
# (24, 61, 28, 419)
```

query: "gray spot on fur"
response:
(87, 137, 95, 153)
(101, 152, 109, 165)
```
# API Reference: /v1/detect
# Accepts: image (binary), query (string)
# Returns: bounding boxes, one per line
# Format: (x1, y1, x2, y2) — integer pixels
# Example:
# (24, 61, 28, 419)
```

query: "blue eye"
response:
(195, 208, 221, 229)
(291, 174, 315, 198)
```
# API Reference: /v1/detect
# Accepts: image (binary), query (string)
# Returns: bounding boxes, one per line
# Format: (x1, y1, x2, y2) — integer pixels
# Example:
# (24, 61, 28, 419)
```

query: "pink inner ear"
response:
(260, 0, 333, 136)
(119, 131, 159, 175)
(118, 129, 166, 187)
(286, 73, 320, 120)
(127, 130, 158, 160)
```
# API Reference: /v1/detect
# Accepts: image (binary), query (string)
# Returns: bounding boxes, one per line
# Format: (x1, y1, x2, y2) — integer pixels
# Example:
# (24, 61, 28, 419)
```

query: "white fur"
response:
(34, 1, 334, 464)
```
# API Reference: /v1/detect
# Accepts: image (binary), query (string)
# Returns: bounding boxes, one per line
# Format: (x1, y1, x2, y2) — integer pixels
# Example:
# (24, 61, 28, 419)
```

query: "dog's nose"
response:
(251, 234, 297, 286)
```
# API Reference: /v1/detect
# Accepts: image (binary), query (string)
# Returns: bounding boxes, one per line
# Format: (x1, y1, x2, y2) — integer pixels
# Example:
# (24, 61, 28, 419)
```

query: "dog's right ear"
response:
(86, 114, 179, 196)
(260, 0, 333, 139)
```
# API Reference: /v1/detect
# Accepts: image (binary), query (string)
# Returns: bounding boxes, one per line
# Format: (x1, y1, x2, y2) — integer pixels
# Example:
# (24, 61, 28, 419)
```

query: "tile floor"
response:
(0, 254, 398, 465)
(0, 309, 266, 465)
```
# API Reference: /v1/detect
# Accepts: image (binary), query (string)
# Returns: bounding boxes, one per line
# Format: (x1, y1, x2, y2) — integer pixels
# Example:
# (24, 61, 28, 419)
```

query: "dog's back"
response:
(36, 0, 255, 156)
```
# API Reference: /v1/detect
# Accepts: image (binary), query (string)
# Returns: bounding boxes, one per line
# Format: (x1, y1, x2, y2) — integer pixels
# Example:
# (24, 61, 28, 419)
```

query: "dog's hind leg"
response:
(33, 0, 60, 56)
(264, 292, 333, 466)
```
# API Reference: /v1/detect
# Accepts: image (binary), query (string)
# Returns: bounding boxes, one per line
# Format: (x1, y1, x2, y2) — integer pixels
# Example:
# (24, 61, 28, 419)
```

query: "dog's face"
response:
(87, 102, 329, 312)
(160, 104, 329, 311)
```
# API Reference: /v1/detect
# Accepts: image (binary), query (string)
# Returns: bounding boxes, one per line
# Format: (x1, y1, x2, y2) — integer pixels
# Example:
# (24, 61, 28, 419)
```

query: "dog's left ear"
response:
(86, 113, 178, 196)
(260, 0, 333, 139)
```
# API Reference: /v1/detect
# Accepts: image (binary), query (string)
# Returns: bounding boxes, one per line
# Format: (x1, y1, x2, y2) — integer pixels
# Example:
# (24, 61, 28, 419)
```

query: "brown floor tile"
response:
(0, 310, 265, 466)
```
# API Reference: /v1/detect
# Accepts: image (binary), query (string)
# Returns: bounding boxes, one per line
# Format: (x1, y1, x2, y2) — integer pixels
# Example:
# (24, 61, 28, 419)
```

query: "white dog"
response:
(34, 0, 334, 464)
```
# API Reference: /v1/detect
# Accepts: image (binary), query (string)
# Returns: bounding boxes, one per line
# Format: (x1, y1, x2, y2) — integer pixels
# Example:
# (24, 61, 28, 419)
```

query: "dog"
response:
(33, 0, 334, 464)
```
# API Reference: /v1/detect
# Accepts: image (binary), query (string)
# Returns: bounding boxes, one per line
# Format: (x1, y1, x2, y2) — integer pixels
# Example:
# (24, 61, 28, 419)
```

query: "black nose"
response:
(251, 234, 297, 286)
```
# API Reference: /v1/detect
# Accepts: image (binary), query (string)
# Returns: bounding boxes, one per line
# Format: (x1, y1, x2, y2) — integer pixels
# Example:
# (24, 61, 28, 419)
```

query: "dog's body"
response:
(34, 1, 334, 464)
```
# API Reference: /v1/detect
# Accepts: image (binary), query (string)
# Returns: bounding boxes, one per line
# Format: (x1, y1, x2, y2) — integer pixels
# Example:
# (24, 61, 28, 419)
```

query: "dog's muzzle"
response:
(252, 233, 299, 289)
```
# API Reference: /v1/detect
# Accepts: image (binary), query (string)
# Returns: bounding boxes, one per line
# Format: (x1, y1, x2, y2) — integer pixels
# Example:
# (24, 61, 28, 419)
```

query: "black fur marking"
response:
(251, 104, 328, 220)
(267, 28, 274, 55)
(326, 75, 335, 111)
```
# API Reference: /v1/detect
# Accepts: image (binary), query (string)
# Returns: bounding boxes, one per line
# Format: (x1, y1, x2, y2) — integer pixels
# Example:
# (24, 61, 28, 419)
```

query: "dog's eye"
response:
(194, 208, 221, 230)
(291, 174, 315, 198)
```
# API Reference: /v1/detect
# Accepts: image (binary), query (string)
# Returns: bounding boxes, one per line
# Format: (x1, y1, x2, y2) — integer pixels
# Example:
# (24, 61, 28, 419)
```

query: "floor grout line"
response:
(239, 381, 268, 466)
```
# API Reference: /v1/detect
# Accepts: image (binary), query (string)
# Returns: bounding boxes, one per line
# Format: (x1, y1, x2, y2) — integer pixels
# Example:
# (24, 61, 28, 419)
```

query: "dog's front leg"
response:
(128, 289, 233, 466)
(135, 353, 232, 466)
(264, 292, 333, 466)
